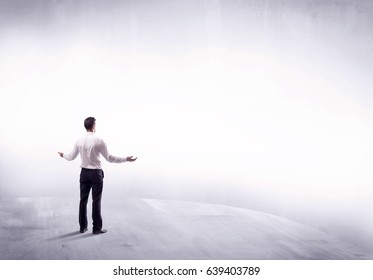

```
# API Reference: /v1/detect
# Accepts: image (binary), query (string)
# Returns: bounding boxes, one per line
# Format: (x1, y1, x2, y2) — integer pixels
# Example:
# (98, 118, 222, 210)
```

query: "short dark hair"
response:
(84, 117, 96, 131)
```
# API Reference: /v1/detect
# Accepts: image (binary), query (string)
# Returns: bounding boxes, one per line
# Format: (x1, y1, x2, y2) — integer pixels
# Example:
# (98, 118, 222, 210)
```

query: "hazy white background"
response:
(1, 0, 373, 250)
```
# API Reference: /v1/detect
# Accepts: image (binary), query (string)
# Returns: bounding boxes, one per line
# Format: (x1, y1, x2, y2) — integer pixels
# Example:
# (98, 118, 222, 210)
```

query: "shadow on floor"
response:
(47, 231, 96, 242)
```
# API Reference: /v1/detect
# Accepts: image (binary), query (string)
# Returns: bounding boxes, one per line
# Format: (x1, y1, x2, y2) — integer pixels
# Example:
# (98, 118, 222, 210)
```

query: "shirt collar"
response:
(86, 132, 95, 135)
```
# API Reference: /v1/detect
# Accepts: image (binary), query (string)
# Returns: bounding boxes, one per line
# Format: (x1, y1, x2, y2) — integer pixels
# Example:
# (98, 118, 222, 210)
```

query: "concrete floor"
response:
(0, 197, 370, 260)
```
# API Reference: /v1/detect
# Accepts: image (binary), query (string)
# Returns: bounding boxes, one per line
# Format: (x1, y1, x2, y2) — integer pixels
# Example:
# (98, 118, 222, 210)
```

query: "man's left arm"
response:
(58, 141, 79, 161)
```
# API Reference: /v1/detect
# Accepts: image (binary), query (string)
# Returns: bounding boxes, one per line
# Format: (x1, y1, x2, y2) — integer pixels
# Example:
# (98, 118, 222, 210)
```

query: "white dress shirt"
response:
(63, 132, 127, 169)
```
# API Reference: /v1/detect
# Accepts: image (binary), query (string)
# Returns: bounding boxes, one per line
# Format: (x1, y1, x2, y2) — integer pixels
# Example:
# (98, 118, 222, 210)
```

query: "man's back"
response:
(63, 132, 128, 169)
(76, 132, 104, 169)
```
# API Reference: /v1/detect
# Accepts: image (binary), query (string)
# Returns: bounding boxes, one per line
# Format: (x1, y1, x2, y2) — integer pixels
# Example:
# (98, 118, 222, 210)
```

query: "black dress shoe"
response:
(80, 228, 88, 233)
(92, 229, 107, 234)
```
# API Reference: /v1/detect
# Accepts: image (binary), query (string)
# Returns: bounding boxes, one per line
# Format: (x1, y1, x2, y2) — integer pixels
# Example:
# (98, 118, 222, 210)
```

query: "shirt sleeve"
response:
(100, 140, 128, 163)
(63, 141, 79, 161)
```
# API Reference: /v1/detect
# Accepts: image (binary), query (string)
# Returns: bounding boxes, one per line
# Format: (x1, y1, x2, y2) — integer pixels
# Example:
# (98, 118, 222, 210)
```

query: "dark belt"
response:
(81, 168, 102, 171)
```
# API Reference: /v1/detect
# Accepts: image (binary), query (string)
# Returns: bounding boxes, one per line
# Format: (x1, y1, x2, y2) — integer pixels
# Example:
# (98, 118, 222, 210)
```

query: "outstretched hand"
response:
(126, 156, 137, 162)
(58, 152, 64, 158)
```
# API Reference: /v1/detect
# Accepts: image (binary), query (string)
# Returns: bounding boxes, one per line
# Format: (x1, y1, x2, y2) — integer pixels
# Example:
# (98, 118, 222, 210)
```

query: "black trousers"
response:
(79, 168, 104, 231)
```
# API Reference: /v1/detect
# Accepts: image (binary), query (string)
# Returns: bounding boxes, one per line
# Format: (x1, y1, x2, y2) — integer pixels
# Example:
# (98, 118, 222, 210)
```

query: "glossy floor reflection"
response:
(0, 197, 370, 259)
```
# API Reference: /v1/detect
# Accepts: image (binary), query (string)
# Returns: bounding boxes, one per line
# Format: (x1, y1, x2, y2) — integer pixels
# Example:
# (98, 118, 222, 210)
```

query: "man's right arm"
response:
(100, 140, 133, 163)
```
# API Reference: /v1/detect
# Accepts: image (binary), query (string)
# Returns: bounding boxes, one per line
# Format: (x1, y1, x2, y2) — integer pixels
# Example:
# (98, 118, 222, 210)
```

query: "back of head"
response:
(84, 117, 96, 131)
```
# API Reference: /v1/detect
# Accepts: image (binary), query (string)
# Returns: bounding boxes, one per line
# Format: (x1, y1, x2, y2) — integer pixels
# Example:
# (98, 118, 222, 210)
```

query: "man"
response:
(58, 117, 137, 234)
